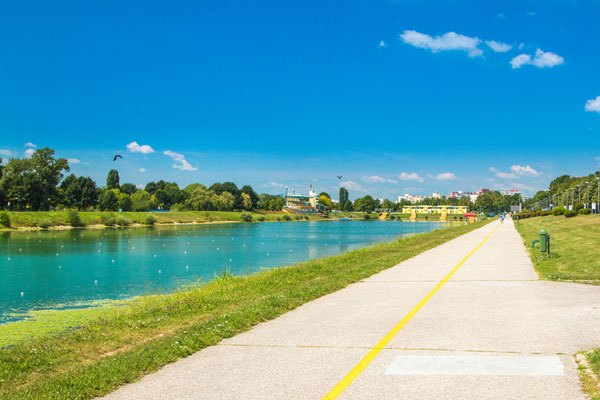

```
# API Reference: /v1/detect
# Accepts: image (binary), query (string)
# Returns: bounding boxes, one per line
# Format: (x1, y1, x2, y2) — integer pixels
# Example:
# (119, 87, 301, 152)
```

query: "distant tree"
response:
(381, 199, 396, 210)
(339, 187, 348, 209)
(318, 194, 333, 209)
(353, 195, 376, 212)
(241, 193, 253, 210)
(215, 191, 235, 211)
(120, 183, 136, 195)
(342, 199, 353, 211)
(119, 193, 133, 211)
(132, 190, 151, 211)
(101, 190, 119, 211)
(241, 185, 259, 208)
(63, 175, 98, 210)
(106, 169, 120, 190)
(145, 181, 157, 195)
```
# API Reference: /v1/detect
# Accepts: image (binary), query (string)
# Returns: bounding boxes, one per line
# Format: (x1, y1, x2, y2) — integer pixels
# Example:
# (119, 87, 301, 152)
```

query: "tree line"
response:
(0, 148, 285, 212)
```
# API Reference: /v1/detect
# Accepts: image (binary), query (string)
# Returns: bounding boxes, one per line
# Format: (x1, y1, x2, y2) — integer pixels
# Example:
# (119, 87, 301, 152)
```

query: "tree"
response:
(381, 199, 396, 210)
(241, 193, 253, 210)
(342, 199, 353, 211)
(339, 187, 348, 210)
(62, 175, 98, 210)
(132, 190, 151, 211)
(353, 195, 376, 212)
(106, 169, 120, 190)
(119, 193, 133, 211)
(101, 190, 119, 211)
(120, 183, 136, 195)
(30, 148, 70, 210)
(241, 185, 258, 208)
(318, 194, 333, 209)
(215, 191, 235, 211)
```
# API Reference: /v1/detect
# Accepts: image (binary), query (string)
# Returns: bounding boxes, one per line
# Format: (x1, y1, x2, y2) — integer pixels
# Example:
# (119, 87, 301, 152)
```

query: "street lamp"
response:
(586, 182, 590, 210)
(596, 177, 600, 214)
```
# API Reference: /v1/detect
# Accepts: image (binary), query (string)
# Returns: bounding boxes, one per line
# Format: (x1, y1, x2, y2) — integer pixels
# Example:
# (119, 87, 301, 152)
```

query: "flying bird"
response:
(336, 175, 343, 180)
(113, 154, 123, 161)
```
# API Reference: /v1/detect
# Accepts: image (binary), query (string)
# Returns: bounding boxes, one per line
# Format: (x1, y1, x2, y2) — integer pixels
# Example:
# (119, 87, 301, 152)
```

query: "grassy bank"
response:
(515, 214, 600, 399)
(0, 210, 323, 230)
(0, 219, 491, 399)
(514, 214, 600, 283)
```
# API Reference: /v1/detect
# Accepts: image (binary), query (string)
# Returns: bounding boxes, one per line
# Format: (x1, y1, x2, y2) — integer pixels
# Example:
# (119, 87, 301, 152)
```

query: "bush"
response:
(100, 213, 116, 226)
(257, 215, 266, 222)
(579, 208, 591, 215)
(38, 219, 52, 229)
(552, 207, 566, 216)
(389, 214, 395, 220)
(170, 203, 187, 211)
(564, 210, 578, 218)
(364, 214, 371, 220)
(294, 215, 303, 221)
(540, 210, 552, 216)
(116, 216, 132, 226)
(276, 216, 281, 221)
(574, 203, 584, 212)
(67, 210, 83, 227)
(304, 215, 309, 220)
(282, 214, 291, 221)
(145, 215, 157, 225)
(0, 211, 10, 227)
(240, 212, 253, 222)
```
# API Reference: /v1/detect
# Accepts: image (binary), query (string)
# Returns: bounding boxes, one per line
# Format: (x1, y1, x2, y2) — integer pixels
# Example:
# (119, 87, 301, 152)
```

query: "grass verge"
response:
(0, 219, 490, 399)
(1, 210, 321, 230)
(514, 214, 600, 283)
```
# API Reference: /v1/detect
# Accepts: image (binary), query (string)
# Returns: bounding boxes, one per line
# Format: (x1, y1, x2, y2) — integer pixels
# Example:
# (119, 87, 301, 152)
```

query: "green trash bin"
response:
(539, 230, 548, 253)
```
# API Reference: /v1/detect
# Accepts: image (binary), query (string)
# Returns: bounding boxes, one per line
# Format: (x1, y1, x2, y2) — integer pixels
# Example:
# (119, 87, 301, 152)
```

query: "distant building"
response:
(402, 205, 468, 215)
(285, 186, 319, 212)
(397, 193, 424, 203)
(432, 192, 442, 199)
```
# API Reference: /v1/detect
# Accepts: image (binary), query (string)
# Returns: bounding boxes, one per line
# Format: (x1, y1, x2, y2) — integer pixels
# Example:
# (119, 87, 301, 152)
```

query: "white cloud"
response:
(127, 141, 155, 154)
(512, 182, 536, 192)
(379, 40, 387, 48)
(435, 172, 456, 180)
(511, 49, 564, 69)
(24, 148, 35, 158)
(585, 96, 600, 113)
(397, 172, 424, 183)
(399, 30, 483, 57)
(510, 54, 531, 69)
(136, 184, 144, 189)
(139, 168, 146, 173)
(511, 164, 539, 176)
(497, 172, 517, 179)
(489, 167, 497, 172)
(531, 49, 564, 68)
(486, 40, 512, 52)
(163, 150, 197, 171)
(0, 149, 12, 157)
(340, 180, 363, 191)
(266, 181, 285, 188)
(362, 175, 397, 183)
(67, 158, 81, 164)
(24, 142, 36, 148)
(496, 12, 506, 19)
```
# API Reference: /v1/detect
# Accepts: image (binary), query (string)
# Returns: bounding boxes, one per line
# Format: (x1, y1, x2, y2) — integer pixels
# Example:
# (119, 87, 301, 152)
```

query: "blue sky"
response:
(1, 0, 599, 200)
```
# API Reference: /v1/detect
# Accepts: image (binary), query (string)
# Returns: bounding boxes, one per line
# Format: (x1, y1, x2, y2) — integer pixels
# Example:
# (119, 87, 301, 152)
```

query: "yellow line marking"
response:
(322, 222, 502, 399)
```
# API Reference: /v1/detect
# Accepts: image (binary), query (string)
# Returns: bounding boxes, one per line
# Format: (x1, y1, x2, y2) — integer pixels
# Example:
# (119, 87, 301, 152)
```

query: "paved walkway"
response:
(105, 219, 600, 399)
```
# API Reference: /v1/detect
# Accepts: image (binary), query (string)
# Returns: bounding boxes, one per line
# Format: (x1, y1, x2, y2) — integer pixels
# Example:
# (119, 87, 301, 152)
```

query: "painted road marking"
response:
(384, 355, 564, 376)
(322, 222, 502, 400)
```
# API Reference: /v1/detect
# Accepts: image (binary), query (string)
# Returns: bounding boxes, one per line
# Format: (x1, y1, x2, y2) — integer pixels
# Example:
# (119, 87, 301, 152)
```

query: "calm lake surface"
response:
(0, 220, 453, 323)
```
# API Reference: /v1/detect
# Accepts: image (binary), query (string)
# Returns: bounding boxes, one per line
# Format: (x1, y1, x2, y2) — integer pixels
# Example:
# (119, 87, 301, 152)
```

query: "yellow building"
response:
(402, 205, 467, 214)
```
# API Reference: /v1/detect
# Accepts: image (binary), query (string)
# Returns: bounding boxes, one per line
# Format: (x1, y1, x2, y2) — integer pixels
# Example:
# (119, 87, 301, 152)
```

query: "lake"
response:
(0, 220, 454, 324)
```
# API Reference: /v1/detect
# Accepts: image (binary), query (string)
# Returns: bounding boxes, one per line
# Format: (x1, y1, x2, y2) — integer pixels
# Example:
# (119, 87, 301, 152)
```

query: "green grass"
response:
(0, 219, 490, 399)
(515, 214, 600, 399)
(1, 210, 322, 230)
(515, 214, 600, 283)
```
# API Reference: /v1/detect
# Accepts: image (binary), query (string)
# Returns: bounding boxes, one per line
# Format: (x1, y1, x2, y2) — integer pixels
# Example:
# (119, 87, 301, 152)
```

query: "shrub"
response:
(552, 207, 566, 216)
(389, 214, 395, 220)
(257, 215, 266, 222)
(145, 215, 157, 225)
(0, 211, 10, 227)
(276, 216, 281, 221)
(579, 208, 591, 215)
(364, 214, 371, 220)
(540, 210, 553, 216)
(304, 215, 309, 220)
(574, 203, 584, 212)
(100, 214, 116, 226)
(170, 203, 187, 211)
(564, 210, 578, 218)
(116, 216, 132, 226)
(282, 214, 291, 221)
(240, 212, 253, 222)
(294, 215, 303, 220)
(38, 219, 52, 229)
(67, 210, 83, 227)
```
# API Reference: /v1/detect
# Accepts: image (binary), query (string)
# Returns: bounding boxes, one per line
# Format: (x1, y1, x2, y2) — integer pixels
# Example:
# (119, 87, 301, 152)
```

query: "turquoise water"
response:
(0, 220, 452, 323)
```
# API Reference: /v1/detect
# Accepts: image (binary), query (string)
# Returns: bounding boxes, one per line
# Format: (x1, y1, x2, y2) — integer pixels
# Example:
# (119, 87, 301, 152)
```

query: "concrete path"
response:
(105, 219, 600, 399)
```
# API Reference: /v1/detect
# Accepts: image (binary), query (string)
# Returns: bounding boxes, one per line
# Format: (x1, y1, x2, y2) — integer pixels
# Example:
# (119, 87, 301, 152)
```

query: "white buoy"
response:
(131, 247, 135, 250)
(59, 266, 61, 269)
(184, 251, 187, 255)
(158, 269, 162, 274)
(7, 257, 10, 261)
(216, 247, 219, 250)
(186, 265, 189, 269)
(20, 292, 24, 296)
(154, 254, 157, 258)
(229, 258, 232, 262)
(94, 280, 97, 284)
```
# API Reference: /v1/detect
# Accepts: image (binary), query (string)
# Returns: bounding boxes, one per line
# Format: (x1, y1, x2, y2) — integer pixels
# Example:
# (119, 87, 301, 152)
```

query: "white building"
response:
(432, 192, 442, 199)
(397, 193, 424, 204)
